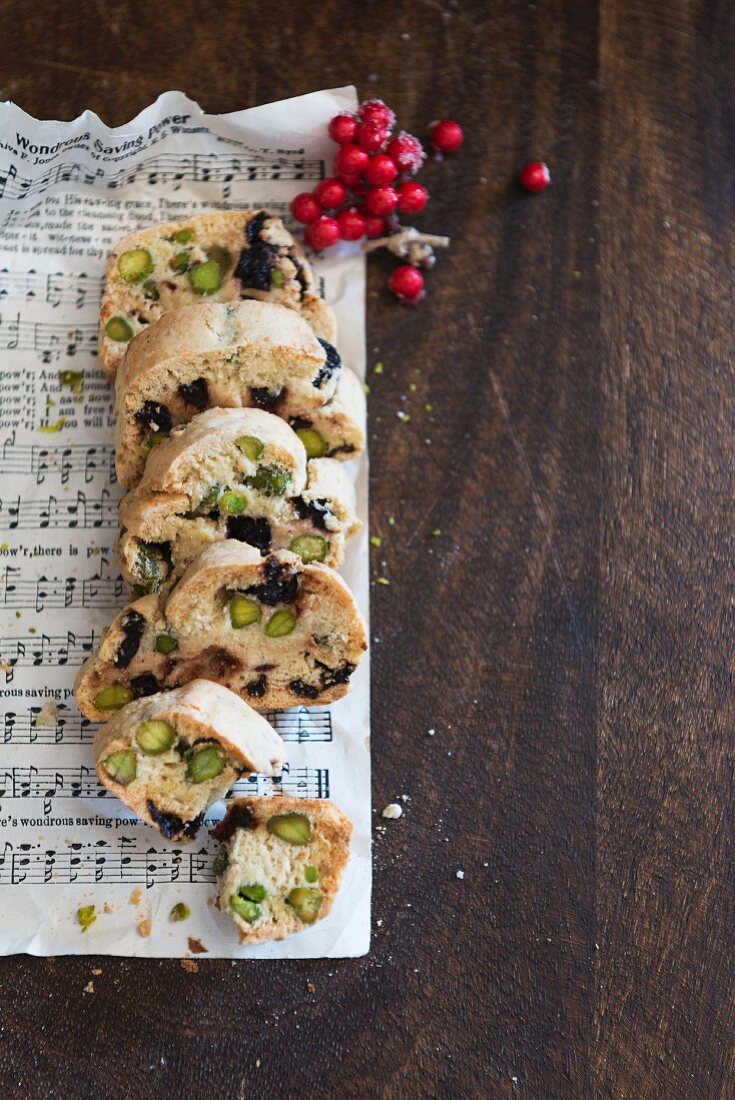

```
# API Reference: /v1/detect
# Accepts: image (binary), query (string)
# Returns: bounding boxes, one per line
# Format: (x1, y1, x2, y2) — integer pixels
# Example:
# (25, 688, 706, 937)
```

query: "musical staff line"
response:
(0, 764, 328, 813)
(0, 269, 104, 309)
(0, 435, 117, 485)
(0, 837, 217, 886)
(1, 704, 332, 746)
(1, 568, 127, 612)
(0, 312, 97, 359)
(0, 630, 98, 678)
(0, 490, 117, 530)
(0, 151, 323, 202)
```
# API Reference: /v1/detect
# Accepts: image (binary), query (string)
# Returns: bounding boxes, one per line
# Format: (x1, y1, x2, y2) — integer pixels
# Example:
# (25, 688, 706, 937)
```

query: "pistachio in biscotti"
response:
(92, 681, 287, 842)
(212, 796, 352, 945)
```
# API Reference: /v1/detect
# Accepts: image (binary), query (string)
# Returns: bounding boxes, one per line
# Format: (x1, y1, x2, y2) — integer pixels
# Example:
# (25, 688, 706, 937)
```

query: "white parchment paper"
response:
(0, 87, 370, 958)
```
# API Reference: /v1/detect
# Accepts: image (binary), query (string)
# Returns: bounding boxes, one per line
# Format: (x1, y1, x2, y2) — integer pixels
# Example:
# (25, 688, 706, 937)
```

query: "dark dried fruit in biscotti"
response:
(288, 679, 321, 699)
(135, 401, 172, 434)
(250, 386, 283, 411)
(226, 514, 272, 552)
(178, 377, 209, 409)
(113, 611, 146, 669)
(246, 211, 269, 244)
(293, 496, 333, 531)
(245, 556, 298, 605)
(245, 674, 267, 698)
(316, 660, 356, 689)
(314, 339, 341, 389)
(292, 259, 308, 299)
(130, 672, 160, 698)
(147, 801, 186, 840)
(235, 233, 277, 291)
(211, 801, 256, 842)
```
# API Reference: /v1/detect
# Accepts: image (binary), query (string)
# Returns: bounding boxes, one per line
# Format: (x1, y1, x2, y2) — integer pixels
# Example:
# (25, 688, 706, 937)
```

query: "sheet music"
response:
(0, 88, 369, 959)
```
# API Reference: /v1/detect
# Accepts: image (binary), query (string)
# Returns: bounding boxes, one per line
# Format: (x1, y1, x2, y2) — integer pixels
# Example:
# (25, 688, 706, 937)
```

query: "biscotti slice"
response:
(289, 366, 367, 460)
(114, 299, 341, 488)
(95, 681, 287, 842)
(117, 407, 360, 594)
(100, 209, 336, 378)
(211, 796, 352, 944)
(74, 543, 367, 720)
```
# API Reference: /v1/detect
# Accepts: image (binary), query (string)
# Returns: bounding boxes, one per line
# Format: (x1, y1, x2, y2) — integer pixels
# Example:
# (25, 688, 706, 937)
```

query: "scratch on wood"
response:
(490, 368, 588, 660)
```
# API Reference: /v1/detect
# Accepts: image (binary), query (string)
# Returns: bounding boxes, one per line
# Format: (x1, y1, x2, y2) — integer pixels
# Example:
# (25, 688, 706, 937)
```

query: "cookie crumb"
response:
(306, 981, 315, 994)
(91, 968, 102, 976)
(103, 903, 113, 914)
(456, 870, 465, 880)
(427, 728, 435, 736)
(137, 918, 151, 938)
(83, 981, 94, 994)
(187, 936, 208, 954)
(180, 958, 199, 973)
(34, 700, 59, 727)
(129, 889, 142, 907)
(381, 803, 403, 820)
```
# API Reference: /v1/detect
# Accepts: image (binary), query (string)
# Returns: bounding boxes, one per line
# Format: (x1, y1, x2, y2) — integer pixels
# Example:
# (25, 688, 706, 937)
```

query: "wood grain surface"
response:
(0, 1, 733, 1097)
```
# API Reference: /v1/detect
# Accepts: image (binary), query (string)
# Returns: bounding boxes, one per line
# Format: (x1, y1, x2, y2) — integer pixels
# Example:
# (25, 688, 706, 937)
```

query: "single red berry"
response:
(386, 132, 425, 175)
(519, 161, 551, 192)
(430, 119, 464, 153)
(328, 113, 358, 145)
(337, 206, 367, 241)
(358, 98, 396, 131)
(389, 265, 425, 302)
(360, 210, 386, 238)
(334, 144, 369, 177)
(290, 192, 322, 224)
(357, 121, 387, 152)
(365, 186, 399, 217)
(397, 180, 428, 214)
(314, 177, 348, 210)
(305, 215, 340, 251)
(365, 153, 398, 187)
(336, 172, 362, 189)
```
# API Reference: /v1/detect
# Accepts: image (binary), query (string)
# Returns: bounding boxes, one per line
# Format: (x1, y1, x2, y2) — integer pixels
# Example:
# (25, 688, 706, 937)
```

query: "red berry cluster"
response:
(291, 99, 464, 303)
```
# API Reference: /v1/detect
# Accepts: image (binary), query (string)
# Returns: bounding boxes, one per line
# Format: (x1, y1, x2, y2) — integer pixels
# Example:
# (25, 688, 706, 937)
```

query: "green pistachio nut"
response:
(188, 259, 221, 295)
(136, 719, 176, 755)
(229, 595, 261, 628)
(264, 609, 297, 638)
(105, 316, 134, 342)
(187, 746, 225, 783)
(296, 427, 328, 459)
(235, 435, 264, 461)
(289, 534, 328, 563)
(117, 248, 153, 283)
(102, 748, 137, 785)
(267, 812, 311, 845)
(286, 887, 323, 924)
(94, 684, 134, 711)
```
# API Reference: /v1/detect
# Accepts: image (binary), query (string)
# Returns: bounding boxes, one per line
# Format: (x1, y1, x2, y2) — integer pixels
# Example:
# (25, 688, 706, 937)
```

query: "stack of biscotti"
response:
(71, 209, 367, 944)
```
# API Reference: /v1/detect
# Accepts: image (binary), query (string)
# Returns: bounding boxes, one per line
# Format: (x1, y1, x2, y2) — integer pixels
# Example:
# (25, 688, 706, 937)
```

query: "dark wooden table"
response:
(1, 1, 733, 1096)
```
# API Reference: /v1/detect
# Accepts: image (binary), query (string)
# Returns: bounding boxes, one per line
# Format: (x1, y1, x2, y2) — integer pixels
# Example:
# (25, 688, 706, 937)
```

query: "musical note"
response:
(0, 312, 98, 358)
(0, 568, 126, 612)
(0, 702, 330, 745)
(0, 270, 104, 309)
(0, 629, 97, 673)
(0, 151, 323, 202)
(0, 838, 218, 886)
(0, 762, 328, 801)
(0, 490, 117, 530)
(0, 435, 117, 486)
